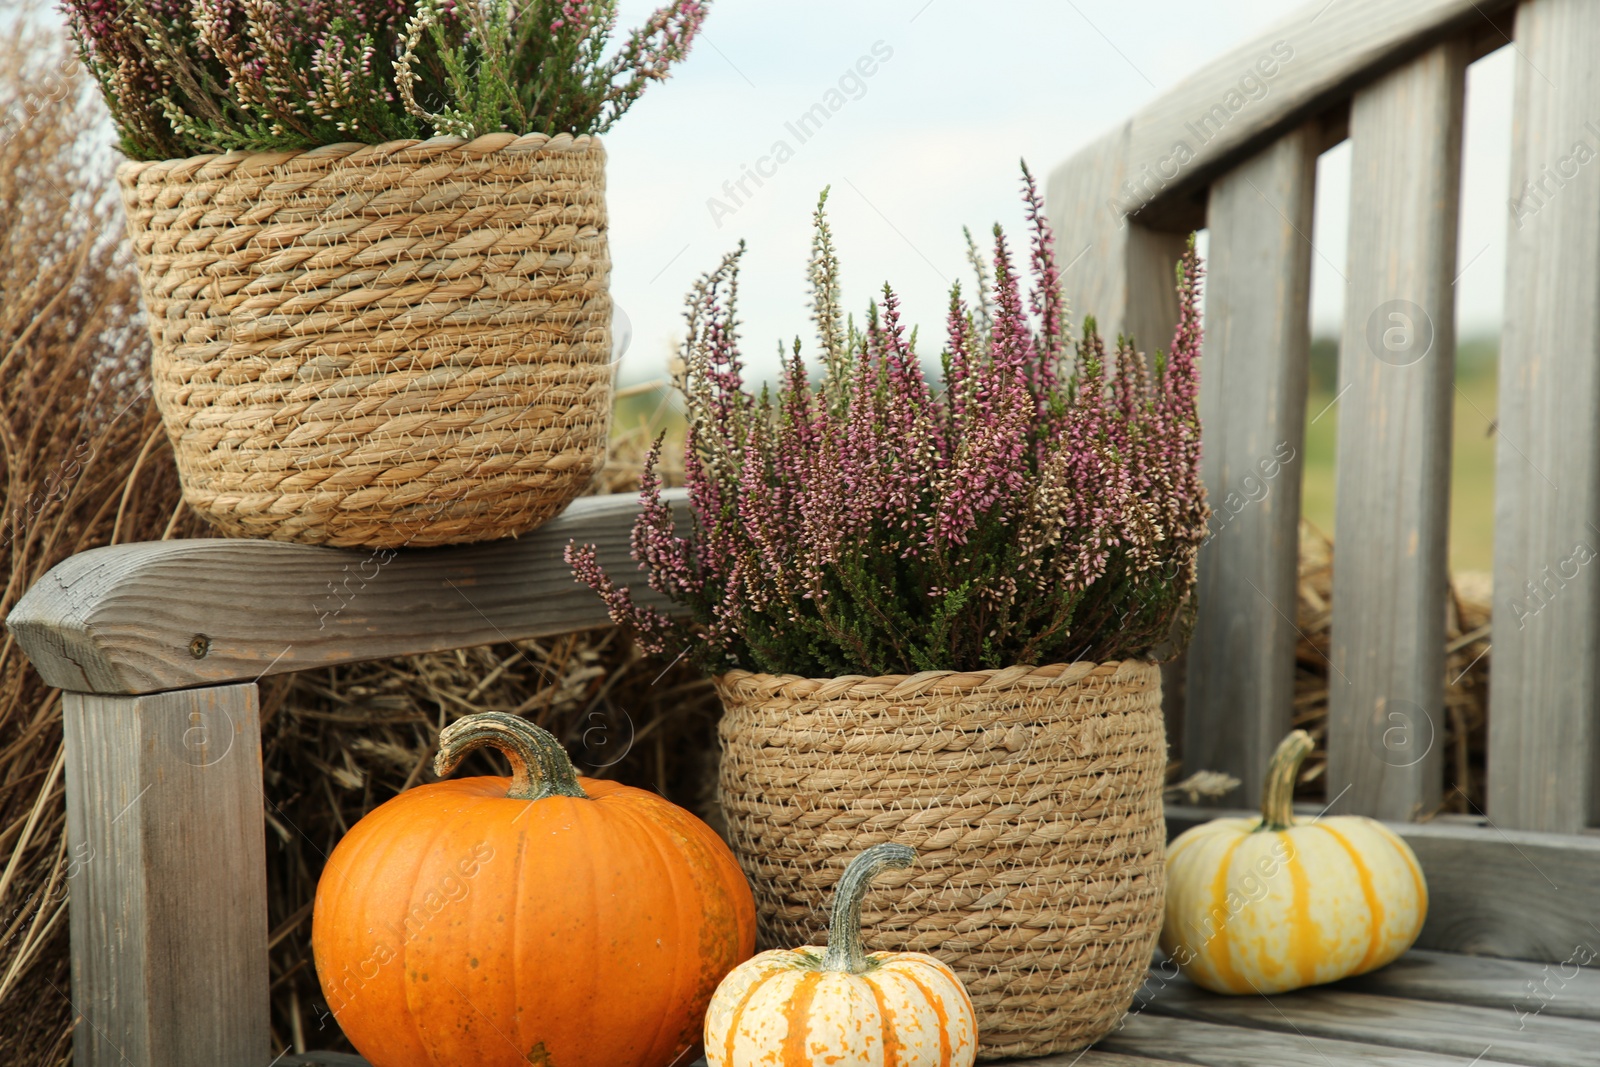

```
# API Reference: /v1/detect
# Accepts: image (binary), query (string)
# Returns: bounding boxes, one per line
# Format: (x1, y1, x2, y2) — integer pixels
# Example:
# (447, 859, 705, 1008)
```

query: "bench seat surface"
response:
(283, 946, 1600, 1066)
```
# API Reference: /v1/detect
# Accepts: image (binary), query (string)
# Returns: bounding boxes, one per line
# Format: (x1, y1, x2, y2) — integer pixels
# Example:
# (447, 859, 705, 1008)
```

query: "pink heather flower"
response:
(67, 0, 710, 158)
(563, 542, 677, 656)
(632, 437, 700, 599)
(572, 174, 1209, 677)
(552, 1, 596, 32)
(1022, 163, 1066, 393)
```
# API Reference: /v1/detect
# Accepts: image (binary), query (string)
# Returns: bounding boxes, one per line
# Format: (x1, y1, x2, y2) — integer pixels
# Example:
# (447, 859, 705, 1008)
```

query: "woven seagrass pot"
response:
(115, 131, 612, 548)
(716, 659, 1166, 1060)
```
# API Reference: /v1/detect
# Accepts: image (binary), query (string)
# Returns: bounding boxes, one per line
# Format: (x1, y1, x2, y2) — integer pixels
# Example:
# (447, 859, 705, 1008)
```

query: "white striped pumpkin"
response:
(705, 843, 977, 1067)
(1161, 730, 1429, 995)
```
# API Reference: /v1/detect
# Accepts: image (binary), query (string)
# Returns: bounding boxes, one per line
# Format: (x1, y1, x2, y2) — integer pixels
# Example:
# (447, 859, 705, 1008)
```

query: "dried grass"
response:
(0, 21, 207, 1066)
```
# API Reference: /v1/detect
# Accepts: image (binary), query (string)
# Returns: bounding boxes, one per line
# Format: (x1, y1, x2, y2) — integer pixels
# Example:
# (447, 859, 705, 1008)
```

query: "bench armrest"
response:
(5, 490, 678, 695)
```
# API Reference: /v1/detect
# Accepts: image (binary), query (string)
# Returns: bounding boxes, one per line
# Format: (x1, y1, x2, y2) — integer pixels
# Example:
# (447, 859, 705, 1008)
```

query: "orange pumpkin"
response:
(313, 712, 756, 1067)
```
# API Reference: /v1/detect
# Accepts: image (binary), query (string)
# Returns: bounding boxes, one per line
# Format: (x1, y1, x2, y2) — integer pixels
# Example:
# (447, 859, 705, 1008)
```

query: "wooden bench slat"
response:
(285, 1053, 1188, 1066)
(281, 949, 1600, 1067)
(1488, 0, 1600, 832)
(1182, 127, 1319, 808)
(293, 949, 1600, 1067)
(1336, 949, 1600, 1023)
(1100, 1010, 1526, 1067)
(65, 684, 267, 1067)
(1328, 40, 1467, 821)
(1047, 0, 1515, 243)
(1118, 0, 1514, 216)
(1000, 1052, 1188, 1067)
(4, 491, 674, 696)
(1046, 0, 1469, 348)
(1137, 977, 1600, 1067)
(1046, 121, 1189, 348)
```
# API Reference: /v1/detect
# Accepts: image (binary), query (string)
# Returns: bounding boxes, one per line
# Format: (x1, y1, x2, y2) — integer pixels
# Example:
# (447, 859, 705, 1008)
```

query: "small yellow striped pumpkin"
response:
(705, 843, 977, 1067)
(1161, 730, 1428, 995)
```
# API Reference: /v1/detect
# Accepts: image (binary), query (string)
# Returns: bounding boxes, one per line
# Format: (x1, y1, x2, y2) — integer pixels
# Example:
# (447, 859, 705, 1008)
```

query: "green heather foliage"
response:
(569, 169, 1210, 678)
(63, 0, 707, 160)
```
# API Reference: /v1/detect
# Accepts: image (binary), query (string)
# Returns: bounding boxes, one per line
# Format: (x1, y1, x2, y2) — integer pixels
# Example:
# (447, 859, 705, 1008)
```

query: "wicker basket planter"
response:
(116, 131, 612, 548)
(716, 659, 1167, 1060)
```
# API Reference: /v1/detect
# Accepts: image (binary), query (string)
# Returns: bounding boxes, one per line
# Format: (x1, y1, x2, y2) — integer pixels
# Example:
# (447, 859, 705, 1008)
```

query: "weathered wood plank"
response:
(1046, 125, 1189, 346)
(6, 491, 676, 696)
(699, 1057, 1182, 1067)
(1165, 804, 1600, 964)
(1048, 126, 1130, 339)
(63, 684, 267, 1067)
(348, 1052, 1178, 1067)
(1009, 1053, 1187, 1067)
(1329, 41, 1467, 821)
(294, 958, 1600, 1067)
(1336, 949, 1600, 1024)
(1047, 0, 1515, 231)
(1489, 0, 1600, 832)
(695, 1053, 1187, 1067)
(1139, 976, 1600, 1067)
(1032, 1055, 1186, 1067)
(1399, 819, 1600, 963)
(1183, 127, 1318, 809)
(1099, 1010, 1526, 1067)
(410, 1046, 1187, 1067)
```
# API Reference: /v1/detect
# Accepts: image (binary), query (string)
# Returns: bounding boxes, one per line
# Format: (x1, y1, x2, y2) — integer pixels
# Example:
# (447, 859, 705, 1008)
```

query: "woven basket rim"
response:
(715, 657, 1160, 700)
(115, 130, 603, 183)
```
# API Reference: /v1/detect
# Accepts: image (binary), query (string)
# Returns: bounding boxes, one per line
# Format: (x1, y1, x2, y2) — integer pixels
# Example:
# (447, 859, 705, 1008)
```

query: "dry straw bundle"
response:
(1285, 522, 1491, 813)
(0, 27, 207, 1064)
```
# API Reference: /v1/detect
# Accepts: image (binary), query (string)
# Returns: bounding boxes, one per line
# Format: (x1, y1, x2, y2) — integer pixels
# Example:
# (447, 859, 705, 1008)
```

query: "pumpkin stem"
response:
(1260, 729, 1314, 830)
(434, 712, 588, 802)
(821, 843, 915, 975)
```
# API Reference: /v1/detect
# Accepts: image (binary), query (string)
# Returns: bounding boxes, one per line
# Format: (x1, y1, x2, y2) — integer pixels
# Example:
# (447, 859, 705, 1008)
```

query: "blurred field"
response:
(1301, 335, 1498, 575)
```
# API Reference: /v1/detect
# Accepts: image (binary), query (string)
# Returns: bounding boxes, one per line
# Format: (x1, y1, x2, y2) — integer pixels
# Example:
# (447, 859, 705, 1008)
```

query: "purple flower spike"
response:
(571, 176, 1210, 677)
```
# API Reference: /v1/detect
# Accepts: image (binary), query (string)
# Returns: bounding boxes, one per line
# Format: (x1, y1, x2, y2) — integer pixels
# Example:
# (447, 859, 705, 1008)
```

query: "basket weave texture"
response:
(716, 659, 1166, 1060)
(115, 132, 612, 548)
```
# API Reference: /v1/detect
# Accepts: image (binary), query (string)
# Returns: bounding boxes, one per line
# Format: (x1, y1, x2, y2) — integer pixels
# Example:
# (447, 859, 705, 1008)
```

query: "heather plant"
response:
(62, 0, 708, 160)
(568, 167, 1209, 678)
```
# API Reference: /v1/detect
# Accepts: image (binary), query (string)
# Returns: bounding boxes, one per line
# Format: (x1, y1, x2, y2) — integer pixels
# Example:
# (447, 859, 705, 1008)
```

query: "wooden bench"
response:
(7, 496, 656, 1065)
(288, 944, 1600, 1067)
(10, 0, 1600, 1064)
(1047, 0, 1597, 832)
(1043, 0, 1600, 1056)
(276, 811, 1600, 1065)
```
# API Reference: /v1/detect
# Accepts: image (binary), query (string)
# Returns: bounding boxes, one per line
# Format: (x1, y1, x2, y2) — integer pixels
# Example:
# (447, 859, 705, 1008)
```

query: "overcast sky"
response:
(36, 0, 1516, 385)
(602, 0, 1515, 385)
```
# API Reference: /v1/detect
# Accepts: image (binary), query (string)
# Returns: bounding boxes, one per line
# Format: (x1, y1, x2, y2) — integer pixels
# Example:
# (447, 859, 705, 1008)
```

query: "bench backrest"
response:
(1046, 0, 1598, 833)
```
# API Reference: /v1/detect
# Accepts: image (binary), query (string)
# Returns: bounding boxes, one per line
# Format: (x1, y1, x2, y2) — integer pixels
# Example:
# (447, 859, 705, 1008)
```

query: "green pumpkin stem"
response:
(434, 712, 588, 802)
(821, 843, 916, 975)
(1260, 729, 1314, 831)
